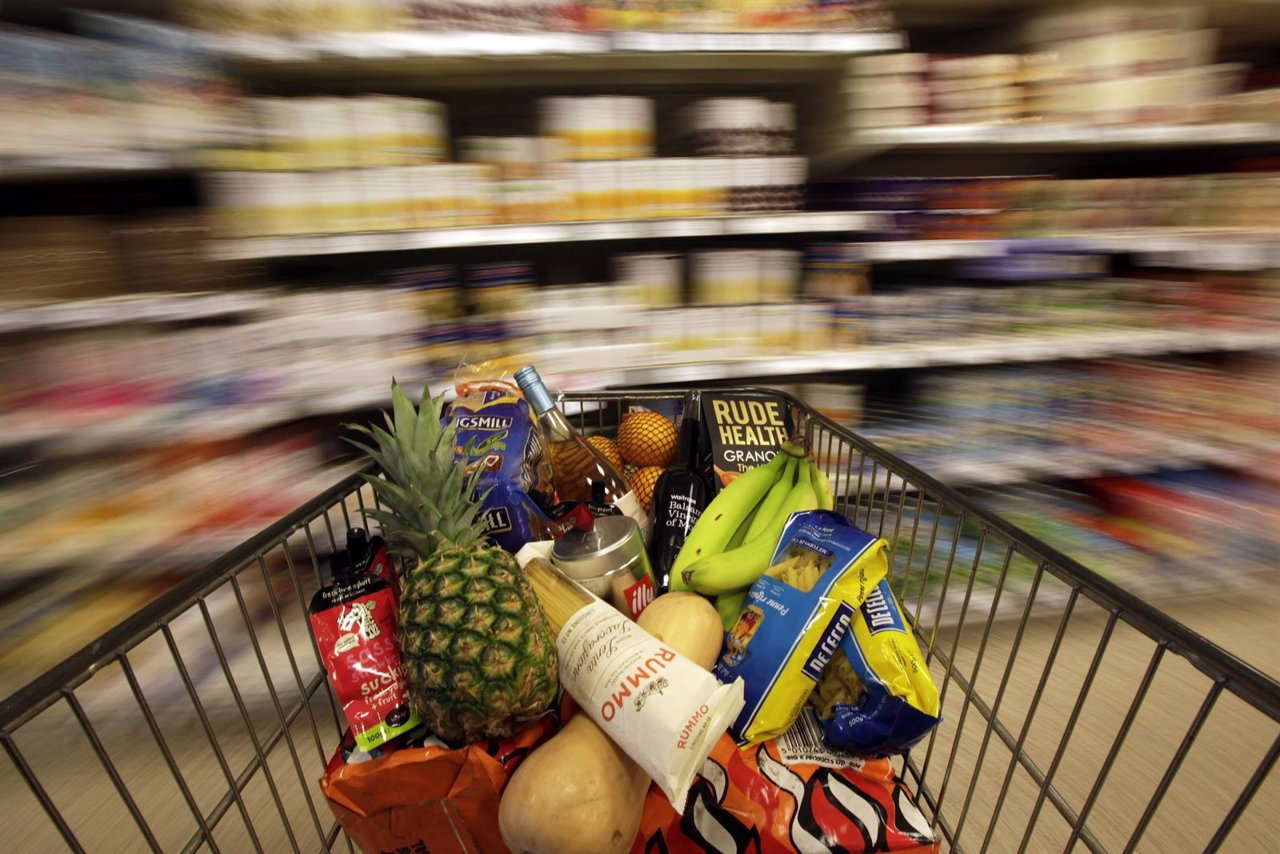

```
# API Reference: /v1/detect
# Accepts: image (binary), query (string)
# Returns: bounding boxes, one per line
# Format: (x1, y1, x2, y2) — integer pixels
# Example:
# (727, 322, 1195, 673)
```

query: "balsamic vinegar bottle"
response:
(648, 398, 709, 593)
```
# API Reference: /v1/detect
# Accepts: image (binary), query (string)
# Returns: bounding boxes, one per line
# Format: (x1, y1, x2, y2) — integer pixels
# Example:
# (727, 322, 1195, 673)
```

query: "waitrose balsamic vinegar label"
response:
(701, 392, 793, 488)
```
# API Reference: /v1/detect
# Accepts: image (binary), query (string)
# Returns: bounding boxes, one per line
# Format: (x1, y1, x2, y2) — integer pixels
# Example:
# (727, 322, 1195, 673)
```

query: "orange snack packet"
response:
(632, 731, 939, 854)
(321, 714, 558, 854)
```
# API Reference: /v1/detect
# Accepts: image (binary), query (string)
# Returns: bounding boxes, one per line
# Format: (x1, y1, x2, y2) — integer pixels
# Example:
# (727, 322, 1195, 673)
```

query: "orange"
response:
(628, 465, 665, 514)
(617, 410, 677, 468)
(585, 434, 624, 472)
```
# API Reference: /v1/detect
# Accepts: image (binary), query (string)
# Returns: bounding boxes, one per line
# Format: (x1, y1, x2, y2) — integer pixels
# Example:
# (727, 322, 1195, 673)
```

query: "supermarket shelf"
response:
(814, 121, 1280, 173)
(842, 440, 1273, 496)
(213, 29, 905, 88)
(0, 150, 191, 181)
(211, 30, 904, 61)
(945, 441, 1272, 486)
(855, 122, 1280, 150)
(0, 385, 406, 455)
(859, 230, 1280, 268)
(206, 212, 882, 261)
(209, 224, 1280, 265)
(9, 327, 1271, 457)
(5, 461, 364, 583)
(561, 327, 1280, 387)
(0, 291, 274, 335)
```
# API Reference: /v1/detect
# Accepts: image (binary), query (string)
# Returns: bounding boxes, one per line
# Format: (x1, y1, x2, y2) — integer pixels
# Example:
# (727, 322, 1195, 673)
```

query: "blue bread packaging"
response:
(450, 376, 553, 553)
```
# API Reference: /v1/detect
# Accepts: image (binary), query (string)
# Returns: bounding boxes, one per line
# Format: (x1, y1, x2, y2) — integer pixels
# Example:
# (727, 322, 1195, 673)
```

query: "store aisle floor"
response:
(917, 588, 1279, 853)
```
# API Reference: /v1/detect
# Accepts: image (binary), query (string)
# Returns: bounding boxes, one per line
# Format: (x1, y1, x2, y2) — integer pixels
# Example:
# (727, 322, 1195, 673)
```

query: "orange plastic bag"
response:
(632, 732, 939, 854)
(321, 715, 558, 854)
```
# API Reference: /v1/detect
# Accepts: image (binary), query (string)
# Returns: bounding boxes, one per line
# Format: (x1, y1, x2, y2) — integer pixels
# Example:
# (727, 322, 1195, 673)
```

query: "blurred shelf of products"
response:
(853, 470, 1279, 629)
(1, 0, 1278, 718)
(202, 95, 815, 240)
(174, 0, 899, 38)
(831, 4, 1280, 140)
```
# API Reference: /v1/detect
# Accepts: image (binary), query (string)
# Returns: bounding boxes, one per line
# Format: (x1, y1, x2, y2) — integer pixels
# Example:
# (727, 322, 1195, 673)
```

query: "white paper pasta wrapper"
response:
(554, 598, 745, 809)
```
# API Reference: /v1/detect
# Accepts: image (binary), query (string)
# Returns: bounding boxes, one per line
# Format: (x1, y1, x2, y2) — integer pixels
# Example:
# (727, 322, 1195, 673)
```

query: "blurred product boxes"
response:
(840, 3, 1280, 133)
(173, 0, 894, 35)
(0, 16, 234, 159)
(815, 171, 1280, 240)
(206, 92, 808, 238)
(0, 212, 227, 304)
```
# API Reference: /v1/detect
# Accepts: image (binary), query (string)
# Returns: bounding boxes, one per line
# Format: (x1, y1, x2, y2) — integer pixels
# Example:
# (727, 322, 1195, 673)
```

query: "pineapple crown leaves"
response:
(345, 382, 495, 560)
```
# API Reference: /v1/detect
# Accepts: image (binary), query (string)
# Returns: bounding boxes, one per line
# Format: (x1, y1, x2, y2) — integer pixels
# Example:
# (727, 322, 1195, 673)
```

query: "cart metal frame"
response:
(2, 388, 1276, 853)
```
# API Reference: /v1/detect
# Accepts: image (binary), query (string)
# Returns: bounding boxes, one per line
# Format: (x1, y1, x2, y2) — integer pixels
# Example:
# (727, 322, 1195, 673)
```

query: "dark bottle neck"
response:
(676, 413, 700, 469)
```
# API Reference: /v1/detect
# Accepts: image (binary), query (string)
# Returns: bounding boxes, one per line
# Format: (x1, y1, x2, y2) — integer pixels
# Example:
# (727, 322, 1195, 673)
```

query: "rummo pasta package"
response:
(631, 730, 939, 854)
(714, 510, 889, 744)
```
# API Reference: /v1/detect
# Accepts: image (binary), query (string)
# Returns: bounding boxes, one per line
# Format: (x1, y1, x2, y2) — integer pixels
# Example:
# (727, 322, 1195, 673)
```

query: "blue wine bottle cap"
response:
(514, 365, 554, 414)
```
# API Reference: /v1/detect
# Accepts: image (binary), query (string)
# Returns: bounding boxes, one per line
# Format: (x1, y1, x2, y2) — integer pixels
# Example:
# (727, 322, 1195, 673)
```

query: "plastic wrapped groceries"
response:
(815, 579, 941, 756)
(715, 511, 890, 744)
(632, 731, 938, 853)
(450, 367, 555, 552)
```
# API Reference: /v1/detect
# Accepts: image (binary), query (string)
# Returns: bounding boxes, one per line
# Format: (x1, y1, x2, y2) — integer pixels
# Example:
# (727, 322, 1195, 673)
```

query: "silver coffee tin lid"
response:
(551, 515, 646, 579)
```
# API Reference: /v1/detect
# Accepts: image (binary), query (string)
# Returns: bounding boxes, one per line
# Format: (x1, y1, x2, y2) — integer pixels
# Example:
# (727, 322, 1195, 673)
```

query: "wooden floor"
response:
(904, 589, 1280, 854)
(1, 580, 1276, 853)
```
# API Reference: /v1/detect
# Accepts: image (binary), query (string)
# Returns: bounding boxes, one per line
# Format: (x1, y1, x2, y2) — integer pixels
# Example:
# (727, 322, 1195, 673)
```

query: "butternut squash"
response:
(499, 715, 649, 854)
(636, 592, 725, 670)
(498, 591, 724, 854)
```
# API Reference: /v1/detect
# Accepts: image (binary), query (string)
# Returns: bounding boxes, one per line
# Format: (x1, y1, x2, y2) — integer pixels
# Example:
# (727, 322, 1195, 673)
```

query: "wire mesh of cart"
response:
(1, 388, 1276, 854)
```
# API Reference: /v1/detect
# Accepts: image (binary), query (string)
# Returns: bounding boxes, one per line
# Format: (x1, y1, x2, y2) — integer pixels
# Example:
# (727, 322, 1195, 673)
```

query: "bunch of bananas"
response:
(670, 443, 835, 628)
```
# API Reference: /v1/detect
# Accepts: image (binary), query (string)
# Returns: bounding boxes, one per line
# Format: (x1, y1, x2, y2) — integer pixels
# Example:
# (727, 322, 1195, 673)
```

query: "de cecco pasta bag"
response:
(820, 579, 941, 756)
(714, 510, 889, 744)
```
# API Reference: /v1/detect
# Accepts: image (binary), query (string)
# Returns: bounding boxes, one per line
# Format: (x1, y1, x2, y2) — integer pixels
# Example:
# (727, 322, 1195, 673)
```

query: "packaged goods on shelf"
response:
(0, 213, 235, 304)
(691, 249, 802, 305)
(1, 434, 344, 582)
(855, 464, 1277, 632)
(799, 383, 865, 428)
(819, 171, 1280, 240)
(173, 0, 895, 35)
(846, 52, 929, 78)
(855, 354, 1279, 488)
(798, 245, 870, 302)
(680, 98, 796, 156)
(1214, 87, 1280, 123)
(537, 96, 655, 161)
(0, 20, 233, 160)
(613, 253, 683, 307)
(841, 15, 1271, 133)
(201, 89, 811, 236)
(225, 95, 449, 170)
(207, 154, 806, 237)
(0, 285, 426, 453)
(383, 260, 1280, 382)
(0, 432, 359, 692)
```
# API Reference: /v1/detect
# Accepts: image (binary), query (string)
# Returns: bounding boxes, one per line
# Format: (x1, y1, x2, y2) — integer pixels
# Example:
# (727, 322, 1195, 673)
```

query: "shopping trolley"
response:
(2, 389, 1276, 853)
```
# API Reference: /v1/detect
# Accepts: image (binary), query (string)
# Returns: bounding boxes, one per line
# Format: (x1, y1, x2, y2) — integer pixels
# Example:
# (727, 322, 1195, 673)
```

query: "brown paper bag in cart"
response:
(321, 714, 558, 854)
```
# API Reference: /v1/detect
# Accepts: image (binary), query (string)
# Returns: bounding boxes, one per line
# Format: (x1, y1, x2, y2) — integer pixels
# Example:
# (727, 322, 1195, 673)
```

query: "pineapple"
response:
(347, 383, 558, 744)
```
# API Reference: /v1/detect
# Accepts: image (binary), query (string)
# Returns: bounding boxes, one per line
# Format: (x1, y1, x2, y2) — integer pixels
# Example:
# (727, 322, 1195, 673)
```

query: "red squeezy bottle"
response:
(309, 547, 420, 754)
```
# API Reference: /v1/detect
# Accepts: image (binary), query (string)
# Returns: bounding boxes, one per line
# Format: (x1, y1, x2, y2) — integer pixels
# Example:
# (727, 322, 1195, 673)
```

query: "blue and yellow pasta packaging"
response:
(714, 510, 889, 744)
(813, 578, 941, 756)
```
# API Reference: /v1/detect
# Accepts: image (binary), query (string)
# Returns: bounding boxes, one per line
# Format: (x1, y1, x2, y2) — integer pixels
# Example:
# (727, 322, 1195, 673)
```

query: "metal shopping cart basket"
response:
(2, 389, 1276, 853)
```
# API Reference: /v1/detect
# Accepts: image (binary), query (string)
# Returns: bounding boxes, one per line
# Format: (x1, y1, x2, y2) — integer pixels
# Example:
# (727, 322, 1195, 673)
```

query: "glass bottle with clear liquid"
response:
(514, 366, 648, 533)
